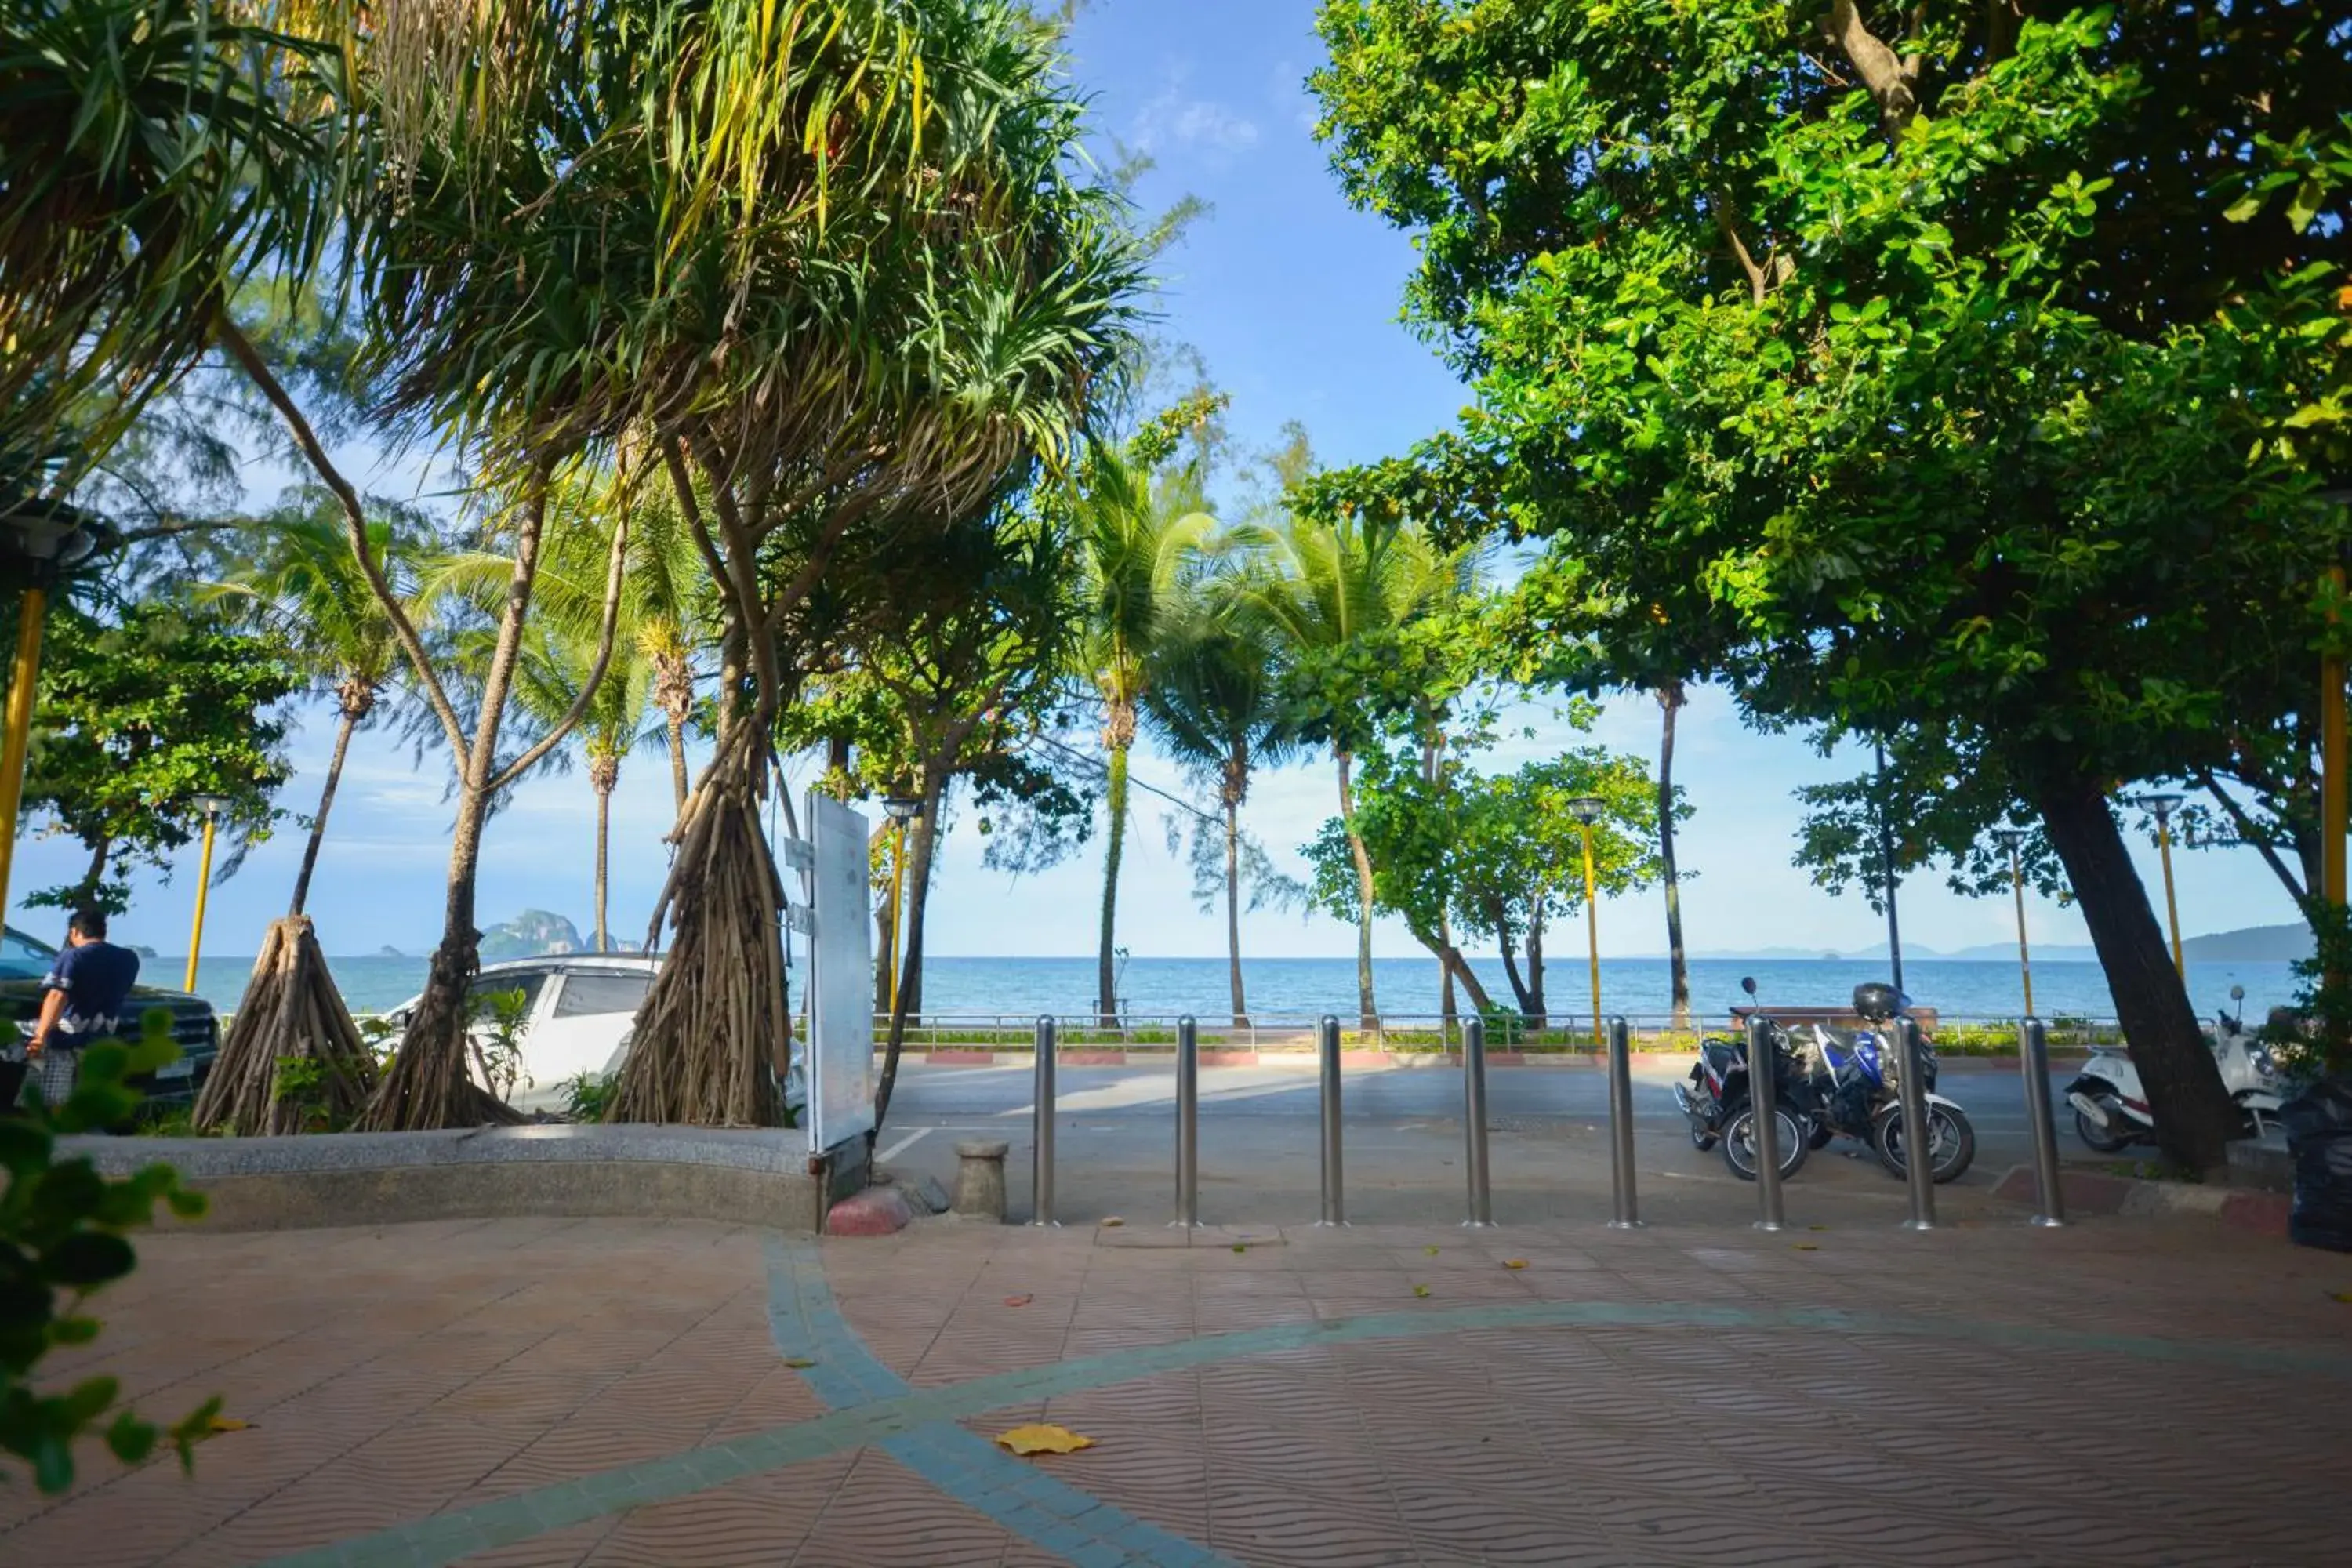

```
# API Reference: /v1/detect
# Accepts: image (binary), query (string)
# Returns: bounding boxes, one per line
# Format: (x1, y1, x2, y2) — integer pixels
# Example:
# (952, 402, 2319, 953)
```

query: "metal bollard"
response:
(1174, 1015, 1200, 1228)
(1318, 1014, 1346, 1225)
(1606, 1016, 1642, 1229)
(1031, 1016, 1058, 1227)
(1746, 1014, 1785, 1232)
(2020, 1017, 2067, 1228)
(1462, 1017, 1494, 1227)
(1895, 1016, 1936, 1231)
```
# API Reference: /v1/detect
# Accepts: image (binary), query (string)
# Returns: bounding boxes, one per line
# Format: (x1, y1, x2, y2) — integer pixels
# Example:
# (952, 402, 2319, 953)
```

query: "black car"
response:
(0, 924, 220, 1112)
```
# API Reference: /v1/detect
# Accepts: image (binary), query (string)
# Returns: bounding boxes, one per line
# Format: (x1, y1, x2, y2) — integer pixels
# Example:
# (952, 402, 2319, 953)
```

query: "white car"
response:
(383, 952, 808, 1119)
(385, 954, 659, 1116)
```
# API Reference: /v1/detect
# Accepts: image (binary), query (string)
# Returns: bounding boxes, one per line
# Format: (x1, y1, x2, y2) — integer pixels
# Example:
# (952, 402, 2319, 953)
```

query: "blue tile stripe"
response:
(252, 1286, 2352, 1567)
(764, 1236, 1233, 1568)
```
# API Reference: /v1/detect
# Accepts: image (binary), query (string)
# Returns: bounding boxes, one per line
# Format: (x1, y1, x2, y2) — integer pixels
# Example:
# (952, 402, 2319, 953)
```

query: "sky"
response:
(4, 1, 2307, 965)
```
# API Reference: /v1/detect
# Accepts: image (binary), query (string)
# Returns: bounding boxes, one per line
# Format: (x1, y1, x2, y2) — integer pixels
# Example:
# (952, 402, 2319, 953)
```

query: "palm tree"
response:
(623, 478, 706, 814)
(1072, 447, 1214, 1023)
(1142, 574, 1299, 1026)
(1254, 499, 1467, 1031)
(512, 622, 657, 953)
(203, 488, 423, 916)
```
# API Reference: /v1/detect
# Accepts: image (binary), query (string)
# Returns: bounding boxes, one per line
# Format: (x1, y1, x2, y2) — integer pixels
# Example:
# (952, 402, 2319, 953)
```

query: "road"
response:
(871, 1058, 2080, 1230)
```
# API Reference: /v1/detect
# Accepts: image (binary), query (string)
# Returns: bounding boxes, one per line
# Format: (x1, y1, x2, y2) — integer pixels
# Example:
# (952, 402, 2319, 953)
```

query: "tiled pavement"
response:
(6, 1205, 2352, 1567)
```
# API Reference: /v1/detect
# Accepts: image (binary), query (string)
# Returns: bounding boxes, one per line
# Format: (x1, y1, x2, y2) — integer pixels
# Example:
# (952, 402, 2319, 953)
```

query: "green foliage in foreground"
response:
(2, 1011, 215, 1494)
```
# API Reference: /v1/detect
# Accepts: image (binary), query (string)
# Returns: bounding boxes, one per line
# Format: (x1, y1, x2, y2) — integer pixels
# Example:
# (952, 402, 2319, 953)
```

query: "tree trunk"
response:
(1225, 795, 1248, 1027)
(872, 822, 896, 1018)
(667, 712, 688, 813)
(875, 774, 944, 1131)
(1098, 738, 1131, 1025)
(2036, 779, 2242, 1169)
(1525, 915, 1547, 1026)
(593, 780, 612, 953)
(1489, 895, 1534, 1018)
(75, 833, 111, 909)
(289, 706, 359, 917)
(1658, 683, 1690, 1029)
(1337, 750, 1378, 1031)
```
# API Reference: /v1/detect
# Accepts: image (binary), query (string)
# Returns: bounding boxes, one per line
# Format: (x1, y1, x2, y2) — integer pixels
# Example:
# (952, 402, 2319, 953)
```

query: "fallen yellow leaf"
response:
(1101, 1217, 1125, 1228)
(1004, 1294, 1033, 1308)
(1502, 1259, 1529, 1269)
(1412, 1284, 1432, 1298)
(1423, 1244, 1440, 1255)
(995, 1424, 1094, 1456)
(205, 1415, 251, 1434)
(1793, 1243, 1819, 1252)
(2330, 1290, 2352, 1304)
(1232, 1244, 1247, 1253)
(1807, 1225, 1830, 1232)
(784, 1357, 818, 1369)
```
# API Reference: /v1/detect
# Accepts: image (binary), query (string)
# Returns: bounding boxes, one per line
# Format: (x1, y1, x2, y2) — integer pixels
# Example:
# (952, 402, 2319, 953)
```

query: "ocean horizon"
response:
(158, 951, 2297, 1025)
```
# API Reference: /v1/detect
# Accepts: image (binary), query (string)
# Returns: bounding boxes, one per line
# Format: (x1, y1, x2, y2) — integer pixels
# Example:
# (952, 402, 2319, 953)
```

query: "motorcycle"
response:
(2065, 984, 2286, 1152)
(1784, 982, 1976, 1184)
(1671, 977, 1812, 1182)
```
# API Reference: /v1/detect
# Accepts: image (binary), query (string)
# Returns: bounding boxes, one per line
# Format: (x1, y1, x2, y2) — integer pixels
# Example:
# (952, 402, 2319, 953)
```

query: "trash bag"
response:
(2281, 1080, 2352, 1253)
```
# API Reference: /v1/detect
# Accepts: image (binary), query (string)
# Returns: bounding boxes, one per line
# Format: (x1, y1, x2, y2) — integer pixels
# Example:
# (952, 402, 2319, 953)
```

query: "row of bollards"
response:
(1029, 1011, 2070, 1231)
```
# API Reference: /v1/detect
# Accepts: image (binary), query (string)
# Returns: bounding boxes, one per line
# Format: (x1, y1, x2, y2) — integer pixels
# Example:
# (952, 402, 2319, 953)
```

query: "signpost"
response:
(800, 792, 877, 1157)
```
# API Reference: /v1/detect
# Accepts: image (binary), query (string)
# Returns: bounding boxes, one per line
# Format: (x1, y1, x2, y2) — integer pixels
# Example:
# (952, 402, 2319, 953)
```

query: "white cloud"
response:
(1131, 85, 1260, 158)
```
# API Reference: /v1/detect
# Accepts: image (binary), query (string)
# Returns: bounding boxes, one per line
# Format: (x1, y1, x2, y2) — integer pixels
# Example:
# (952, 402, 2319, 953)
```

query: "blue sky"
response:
(5, 2, 2305, 964)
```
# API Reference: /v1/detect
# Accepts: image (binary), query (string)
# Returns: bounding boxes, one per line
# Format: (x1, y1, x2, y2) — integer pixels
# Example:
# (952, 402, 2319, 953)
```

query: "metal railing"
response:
(1033, 1011, 2074, 1238)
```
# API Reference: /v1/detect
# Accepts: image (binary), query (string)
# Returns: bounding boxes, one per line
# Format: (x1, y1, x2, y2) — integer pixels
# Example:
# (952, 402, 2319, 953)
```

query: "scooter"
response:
(2064, 984, 2286, 1152)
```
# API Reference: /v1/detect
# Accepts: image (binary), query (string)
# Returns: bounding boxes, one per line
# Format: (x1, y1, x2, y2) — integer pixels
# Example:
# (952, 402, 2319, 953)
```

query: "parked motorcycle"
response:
(1779, 981, 1976, 1183)
(2065, 984, 2285, 1152)
(1672, 978, 1812, 1181)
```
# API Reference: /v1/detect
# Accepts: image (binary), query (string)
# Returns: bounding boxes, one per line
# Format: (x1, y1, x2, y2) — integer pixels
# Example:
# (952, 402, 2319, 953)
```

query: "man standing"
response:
(21, 906, 140, 1108)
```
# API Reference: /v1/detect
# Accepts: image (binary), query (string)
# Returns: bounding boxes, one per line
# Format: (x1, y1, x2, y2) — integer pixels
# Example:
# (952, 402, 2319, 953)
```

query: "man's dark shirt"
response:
(42, 941, 140, 1039)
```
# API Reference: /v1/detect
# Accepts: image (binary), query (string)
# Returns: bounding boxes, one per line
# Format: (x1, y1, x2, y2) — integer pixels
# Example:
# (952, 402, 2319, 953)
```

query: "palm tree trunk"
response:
(1525, 915, 1547, 1026)
(1659, 683, 1690, 1030)
(1337, 749, 1377, 1031)
(1225, 796, 1247, 1027)
(667, 712, 688, 812)
(289, 706, 359, 917)
(1098, 739, 1131, 1025)
(593, 782, 612, 953)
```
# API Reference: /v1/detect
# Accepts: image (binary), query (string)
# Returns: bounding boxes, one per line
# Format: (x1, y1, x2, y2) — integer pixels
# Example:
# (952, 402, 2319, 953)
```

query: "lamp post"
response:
(1565, 796, 1606, 1051)
(2318, 492, 2351, 998)
(183, 794, 231, 992)
(1991, 829, 2034, 1018)
(1875, 739, 1904, 993)
(880, 794, 924, 1018)
(0, 502, 103, 927)
(2131, 793, 2187, 978)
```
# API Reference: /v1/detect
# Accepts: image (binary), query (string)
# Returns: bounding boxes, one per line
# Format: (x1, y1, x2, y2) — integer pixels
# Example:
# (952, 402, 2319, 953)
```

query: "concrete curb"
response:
(1991, 1163, 2290, 1239)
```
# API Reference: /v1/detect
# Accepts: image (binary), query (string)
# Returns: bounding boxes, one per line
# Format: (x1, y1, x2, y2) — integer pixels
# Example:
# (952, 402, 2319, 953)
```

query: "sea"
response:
(162, 953, 2297, 1026)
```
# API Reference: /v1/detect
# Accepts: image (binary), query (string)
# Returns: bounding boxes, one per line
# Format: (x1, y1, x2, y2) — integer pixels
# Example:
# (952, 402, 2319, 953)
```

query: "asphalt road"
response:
(873, 1058, 2082, 1229)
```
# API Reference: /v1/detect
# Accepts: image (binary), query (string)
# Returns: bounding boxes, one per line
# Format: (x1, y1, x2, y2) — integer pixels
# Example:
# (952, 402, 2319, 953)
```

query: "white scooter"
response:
(2064, 985, 2285, 1152)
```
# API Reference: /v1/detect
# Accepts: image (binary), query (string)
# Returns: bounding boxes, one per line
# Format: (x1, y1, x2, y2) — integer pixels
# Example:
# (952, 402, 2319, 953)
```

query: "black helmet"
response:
(1852, 982, 1902, 1022)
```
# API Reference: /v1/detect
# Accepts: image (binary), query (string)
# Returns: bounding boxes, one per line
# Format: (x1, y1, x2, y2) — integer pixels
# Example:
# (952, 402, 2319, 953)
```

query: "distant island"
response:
(480, 909, 584, 962)
(1658, 923, 2312, 964)
(377, 945, 406, 959)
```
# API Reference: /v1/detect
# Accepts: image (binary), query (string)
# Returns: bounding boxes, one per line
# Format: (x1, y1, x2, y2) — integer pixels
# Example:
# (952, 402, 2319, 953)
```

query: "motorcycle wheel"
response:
(1689, 1121, 1719, 1152)
(2074, 1103, 2136, 1153)
(1720, 1099, 1809, 1182)
(1874, 1105, 1977, 1183)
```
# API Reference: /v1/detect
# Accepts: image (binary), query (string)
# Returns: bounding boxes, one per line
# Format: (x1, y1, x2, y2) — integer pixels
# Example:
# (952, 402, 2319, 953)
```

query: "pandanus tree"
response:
(0, 0, 347, 506)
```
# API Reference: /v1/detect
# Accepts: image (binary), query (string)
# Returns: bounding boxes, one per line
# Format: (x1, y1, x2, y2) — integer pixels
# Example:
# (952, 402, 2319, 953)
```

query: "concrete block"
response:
(953, 1139, 1009, 1221)
(828, 1185, 913, 1236)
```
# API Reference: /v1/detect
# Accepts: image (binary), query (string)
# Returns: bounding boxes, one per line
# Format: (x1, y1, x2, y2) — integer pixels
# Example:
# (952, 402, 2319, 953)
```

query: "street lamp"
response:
(880, 794, 924, 1018)
(2130, 793, 2187, 978)
(1565, 796, 1606, 1051)
(1991, 829, 2034, 1017)
(1874, 739, 1904, 993)
(183, 795, 231, 991)
(0, 501, 104, 927)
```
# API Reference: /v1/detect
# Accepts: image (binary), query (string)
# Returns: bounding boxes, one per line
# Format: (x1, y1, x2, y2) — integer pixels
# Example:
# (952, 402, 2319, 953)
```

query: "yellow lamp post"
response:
(183, 795, 230, 992)
(880, 794, 924, 1018)
(2131, 793, 2187, 979)
(1565, 796, 1606, 1051)
(0, 503, 103, 928)
(1991, 828, 2034, 1017)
